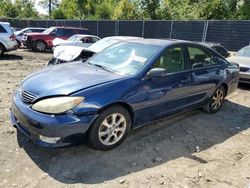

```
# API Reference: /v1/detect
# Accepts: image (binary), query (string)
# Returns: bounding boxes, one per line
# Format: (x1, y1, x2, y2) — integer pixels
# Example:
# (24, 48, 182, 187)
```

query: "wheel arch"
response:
(0, 42, 6, 51)
(98, 102, 135, 128)
(221, 83, 228, 96)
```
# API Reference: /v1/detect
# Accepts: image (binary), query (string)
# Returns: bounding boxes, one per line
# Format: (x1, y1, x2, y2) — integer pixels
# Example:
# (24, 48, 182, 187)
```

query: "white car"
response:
(0, 22, 18, 56)
(52, 34, 100, 48)
(48, 36, 141, 66)
(227, 45, 250, 84)
(14, 27, 46, 47)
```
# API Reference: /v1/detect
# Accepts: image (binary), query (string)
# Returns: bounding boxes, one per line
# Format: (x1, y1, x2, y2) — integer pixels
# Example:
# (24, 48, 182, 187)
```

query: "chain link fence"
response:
(1, 18, 250, 51)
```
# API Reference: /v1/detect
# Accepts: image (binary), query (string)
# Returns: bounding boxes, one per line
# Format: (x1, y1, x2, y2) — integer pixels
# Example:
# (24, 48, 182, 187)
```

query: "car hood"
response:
(227, 56, 250, 67)
(52, 38, 67, 46)
(22, 62, 125, 98)
(53, 45, 95, 61)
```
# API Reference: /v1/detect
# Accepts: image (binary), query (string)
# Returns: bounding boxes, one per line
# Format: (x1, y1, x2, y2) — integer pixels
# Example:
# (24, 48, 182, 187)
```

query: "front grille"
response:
(240, 67, 249, 72)
(21, 90, 37, 103)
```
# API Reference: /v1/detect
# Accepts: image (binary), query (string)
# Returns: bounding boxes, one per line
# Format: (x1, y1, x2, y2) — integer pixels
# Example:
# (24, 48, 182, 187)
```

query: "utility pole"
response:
(49, 0, 52, 19)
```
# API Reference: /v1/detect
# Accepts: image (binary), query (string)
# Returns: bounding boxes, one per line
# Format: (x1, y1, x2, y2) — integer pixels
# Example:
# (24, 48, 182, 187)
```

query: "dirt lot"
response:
(0, 49, 250, 188)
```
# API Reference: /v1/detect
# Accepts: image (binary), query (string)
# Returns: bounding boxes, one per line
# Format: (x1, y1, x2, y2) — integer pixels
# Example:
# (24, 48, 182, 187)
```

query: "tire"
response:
(203, 85, 225, 113)
(87, 105, 131, 151)
(0, 44, 5, 56)
(16, 40, 21, 47)
(34, 40, 47, 52)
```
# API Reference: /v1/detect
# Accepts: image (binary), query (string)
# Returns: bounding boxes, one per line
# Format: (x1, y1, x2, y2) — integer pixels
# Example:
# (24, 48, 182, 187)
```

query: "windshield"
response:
(42, 27, 55, 34)
(88, 42, 160, 75)
(67, 35, 82, 41)
(236, 46, 250, 57)
(88, 38, 120, 52)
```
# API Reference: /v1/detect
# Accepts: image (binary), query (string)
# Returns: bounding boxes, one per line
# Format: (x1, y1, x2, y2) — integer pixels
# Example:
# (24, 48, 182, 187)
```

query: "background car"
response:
(52, 34, 100, 48)
(22, 26, 91, 52)
(0, 22, 18, 56)
(227, 45, 250, 84)
(47, 36, 141, 66)
(14, 27, 46, 47)
(10, 39, 239, 150)
(200, 42, 230, 58)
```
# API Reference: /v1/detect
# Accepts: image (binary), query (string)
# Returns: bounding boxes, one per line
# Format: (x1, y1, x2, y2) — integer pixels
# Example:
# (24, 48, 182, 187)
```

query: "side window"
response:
(212, 46, 228, 58)
(24, 29, 32, 33)
(55, 29, 64, 37)
(82, 37, 91, 43)
(78, 29, 91, 35)
(188, 47, 218, 69)
(92, 37, 99, 43)
(0, 25, 7, 33)
(64, 29, 75, 37)
(153, 47, 185, 74)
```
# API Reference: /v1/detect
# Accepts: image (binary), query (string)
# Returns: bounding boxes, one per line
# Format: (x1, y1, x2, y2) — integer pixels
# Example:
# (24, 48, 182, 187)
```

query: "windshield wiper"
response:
(88, 62, 114, 73)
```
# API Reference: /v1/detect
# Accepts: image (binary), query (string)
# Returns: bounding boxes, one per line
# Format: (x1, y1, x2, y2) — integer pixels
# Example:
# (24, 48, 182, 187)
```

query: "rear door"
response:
(186, 44, 224, 103)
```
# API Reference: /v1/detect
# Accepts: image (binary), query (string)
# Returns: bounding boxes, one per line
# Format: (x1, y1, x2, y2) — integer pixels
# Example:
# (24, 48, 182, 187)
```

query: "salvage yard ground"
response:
(0, 49, 250, 188)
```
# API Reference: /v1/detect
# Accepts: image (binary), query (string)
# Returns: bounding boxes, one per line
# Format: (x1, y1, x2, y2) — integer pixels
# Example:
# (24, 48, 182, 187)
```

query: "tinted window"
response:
(212, 45, 228, 58)
(188, 47, 218, 69)
(64, 29, 75, 37)
(153, 47, 185, 73)
(32, 29, 44, 33)
(0, 25, 7, 33)
(55, 28, 64, 37)
(82, 37, 92, 43)
(78, 29, 91, 35)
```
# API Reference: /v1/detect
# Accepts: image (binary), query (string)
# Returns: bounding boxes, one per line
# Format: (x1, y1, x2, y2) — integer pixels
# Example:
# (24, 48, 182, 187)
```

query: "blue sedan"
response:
(10, 39, 239, 150)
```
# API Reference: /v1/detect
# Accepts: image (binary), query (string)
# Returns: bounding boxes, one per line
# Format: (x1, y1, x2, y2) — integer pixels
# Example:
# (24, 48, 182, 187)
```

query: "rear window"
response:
(0, 25, 7, 33)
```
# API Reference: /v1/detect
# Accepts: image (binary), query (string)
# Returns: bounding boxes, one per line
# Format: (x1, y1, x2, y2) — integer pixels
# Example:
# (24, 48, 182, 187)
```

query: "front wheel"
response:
(87, 106, 131, 150)
(203, 85, 225, 113)
(0, 44, 5, 56)
(34, 40, 47, 52)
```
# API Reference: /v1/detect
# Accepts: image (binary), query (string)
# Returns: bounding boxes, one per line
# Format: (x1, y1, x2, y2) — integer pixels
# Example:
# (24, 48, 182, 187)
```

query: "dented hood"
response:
(53, 45, 95, 61)
(22, 62, 125, 98)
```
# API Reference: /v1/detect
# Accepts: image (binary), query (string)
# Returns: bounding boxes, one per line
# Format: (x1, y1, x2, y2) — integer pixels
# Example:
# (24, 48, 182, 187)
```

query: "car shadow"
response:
(238, 83, 250, 90)
(17, 100, 250, 184)
(23, 48, 53, 54)
(0, 54, 23, 60)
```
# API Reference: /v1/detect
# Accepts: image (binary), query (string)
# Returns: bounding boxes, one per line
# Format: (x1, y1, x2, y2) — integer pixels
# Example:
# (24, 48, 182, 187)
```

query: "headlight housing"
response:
(32, 96, 84, 114)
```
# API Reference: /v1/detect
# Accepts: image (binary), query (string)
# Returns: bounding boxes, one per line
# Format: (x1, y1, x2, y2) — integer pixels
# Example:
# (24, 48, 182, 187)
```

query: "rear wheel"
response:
(0, 44, 5, 56)
(34, 40, 47, 52)
(203, 85, 225, 113)
(87, 106, 131, 150)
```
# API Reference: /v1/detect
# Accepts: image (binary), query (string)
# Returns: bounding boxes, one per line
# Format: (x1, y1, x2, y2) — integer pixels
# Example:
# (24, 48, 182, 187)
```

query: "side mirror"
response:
(147, 68, 166, 78)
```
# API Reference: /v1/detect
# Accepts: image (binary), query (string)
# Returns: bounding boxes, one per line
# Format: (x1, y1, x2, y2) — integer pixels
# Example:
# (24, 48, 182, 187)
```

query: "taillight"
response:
(9, 34, 16, 41)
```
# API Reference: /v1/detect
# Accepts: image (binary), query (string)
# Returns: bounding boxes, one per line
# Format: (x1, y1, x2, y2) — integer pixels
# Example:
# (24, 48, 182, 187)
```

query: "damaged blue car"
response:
(10, 39, 239, 150)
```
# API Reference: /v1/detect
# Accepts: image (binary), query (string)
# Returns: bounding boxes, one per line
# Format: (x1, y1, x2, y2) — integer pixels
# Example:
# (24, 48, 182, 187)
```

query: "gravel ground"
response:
(0, 49, 250, 188)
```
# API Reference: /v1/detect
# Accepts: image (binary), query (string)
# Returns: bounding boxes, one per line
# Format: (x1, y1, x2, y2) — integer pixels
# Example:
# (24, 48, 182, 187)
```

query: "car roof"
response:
(71, 34, 100, 38)
(104, 36, 142, 41)
(50, 26, 89, 30)
(0, 22, 10, 26)
(125, 38, 193, 47)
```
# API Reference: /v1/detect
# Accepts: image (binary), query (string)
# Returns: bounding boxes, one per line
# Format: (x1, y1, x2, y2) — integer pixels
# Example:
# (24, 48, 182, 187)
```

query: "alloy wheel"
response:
(98, 113, 127, 146)
(36, 42, 46, 51)
(211, 88, 224, 110)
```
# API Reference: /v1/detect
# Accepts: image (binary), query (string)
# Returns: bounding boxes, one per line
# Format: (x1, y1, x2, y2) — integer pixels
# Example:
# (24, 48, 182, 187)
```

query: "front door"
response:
(134, 46, 194, 126)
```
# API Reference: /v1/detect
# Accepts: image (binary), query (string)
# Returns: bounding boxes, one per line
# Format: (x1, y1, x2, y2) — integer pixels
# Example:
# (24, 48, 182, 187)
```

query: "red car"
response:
(22, 27, 91, 52)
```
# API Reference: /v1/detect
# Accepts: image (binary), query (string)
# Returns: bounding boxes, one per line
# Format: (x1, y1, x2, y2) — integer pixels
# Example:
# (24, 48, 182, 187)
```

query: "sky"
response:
(34, 0, 48, 15)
